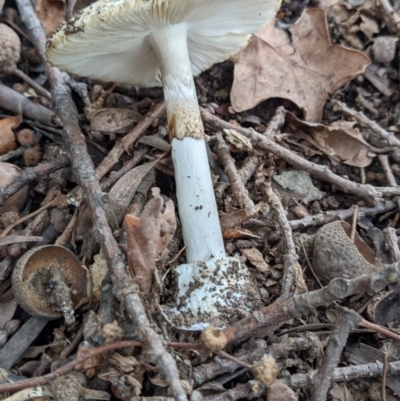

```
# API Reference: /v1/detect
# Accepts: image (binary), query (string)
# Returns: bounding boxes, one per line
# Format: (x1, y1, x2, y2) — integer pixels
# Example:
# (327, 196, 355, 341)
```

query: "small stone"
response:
(372, 36, 399, 64)
(273, 170, 323, 204)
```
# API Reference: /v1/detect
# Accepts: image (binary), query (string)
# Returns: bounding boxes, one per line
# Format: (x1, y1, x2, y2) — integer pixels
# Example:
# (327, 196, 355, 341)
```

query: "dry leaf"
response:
(109, 353, 141, 374)
(287, 113, 376, 167)
(330, 382, 354, 401)
(0, 116, 18, 155)
(241, 248, 269, 273)
(268, 380, 298, 401)
(231, 8, 370, 122)
(222, 228, 260, 239)
(34, 0, 66, 36)
(223, 129, 253, 150)
(75, 345, 104, 373)
(90, 252, 108, 293)
(90, 108, 142, 136)
(156, 198, 177, 256)
(125, 193, 163, 294)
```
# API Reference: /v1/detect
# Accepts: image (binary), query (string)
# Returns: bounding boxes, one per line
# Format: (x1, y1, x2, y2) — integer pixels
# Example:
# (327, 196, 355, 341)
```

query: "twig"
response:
(359, 318, 400, 342)
(0, 146, 27, 162)
(0, 155, 70, 207)
(100, 147, 147, 190)
(383, 227, 400, 262)
(382, 344, 388, 401)
(378, 0, 400, 34)
(264, 182, 306, 297)
(95, 101, 166, 180)
(351, 205, 358, 241)
(0, 235, 43, 246)
(332, 100, 400, 148)
(201, 108, 386, 205)
(13, 68, 52, 100)
(0, 83, 57, 126)
(217, 351, 252, 369)
(289, 202, 396, 230)
(15, 2, 187, 400)
(221, 263, 400, 344)
(378, 154, 400, 211)
(310, 307, 361, 401)
(300, 236, 323, 288)
(55, 207, 78, 246)
(379, 155, 397, 187)
(0, 197, 59, 238)
(214, 133, 255, 217)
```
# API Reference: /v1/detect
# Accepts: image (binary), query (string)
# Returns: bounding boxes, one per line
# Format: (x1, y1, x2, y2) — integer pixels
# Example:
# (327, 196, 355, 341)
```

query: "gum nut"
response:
(312, 220, 382, 283)
(12, 245, 88, 319)
(0, 23, 21, 74)
(0, 162, 28, 214)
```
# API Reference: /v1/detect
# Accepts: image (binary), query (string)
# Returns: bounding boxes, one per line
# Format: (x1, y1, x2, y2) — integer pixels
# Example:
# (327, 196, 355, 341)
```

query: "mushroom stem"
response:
(149, 23, 226, 262)
(148, 24, 261, 326)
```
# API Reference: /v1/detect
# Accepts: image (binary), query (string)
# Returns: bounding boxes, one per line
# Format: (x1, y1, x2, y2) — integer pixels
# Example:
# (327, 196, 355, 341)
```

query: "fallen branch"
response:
(15, 1, 187, 400)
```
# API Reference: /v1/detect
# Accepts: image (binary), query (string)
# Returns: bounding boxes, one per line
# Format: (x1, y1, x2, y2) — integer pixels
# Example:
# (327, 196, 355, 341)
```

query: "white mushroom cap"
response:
(47, 0, 281, 87)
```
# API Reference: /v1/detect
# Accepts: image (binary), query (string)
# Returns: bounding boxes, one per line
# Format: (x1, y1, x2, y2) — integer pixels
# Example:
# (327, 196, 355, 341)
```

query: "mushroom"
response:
(46, 0, 281, 328)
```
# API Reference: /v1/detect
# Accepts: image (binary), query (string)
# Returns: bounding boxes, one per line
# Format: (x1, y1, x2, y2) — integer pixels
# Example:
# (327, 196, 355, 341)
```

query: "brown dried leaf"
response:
(287, 113, 375, 167)
(0, 116, 18, 155)
(109, 353, 140, 374)
(222, 228, 260, 240)
(107, 161, 157, 231)
(231, 8, 370, 122)
(34, 0, 66, 36)
(90, 108, 142, 135)
(223, 129, 253, 150)
(75, 345, 104, 372)
(156, 198, 177, 255)
(124, 190, 163, 294)
(330, 382, 354, 401)
(241, 248, 269, 273)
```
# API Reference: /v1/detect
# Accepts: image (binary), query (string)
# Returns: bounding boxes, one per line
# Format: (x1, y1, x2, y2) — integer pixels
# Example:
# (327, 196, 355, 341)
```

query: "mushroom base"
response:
(170, 257, 262, 330)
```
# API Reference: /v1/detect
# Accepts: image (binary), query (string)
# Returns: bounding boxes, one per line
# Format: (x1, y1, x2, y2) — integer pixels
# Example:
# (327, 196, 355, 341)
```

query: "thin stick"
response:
(214, 133, 255, 217)
(217, 351, 252, 369)
(13, 69, 52, 100)
(0, 198, 59, 238)
(351, 205, 358, 242)
(382, 344, 388, 401)
(359, 318, 400, 342)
